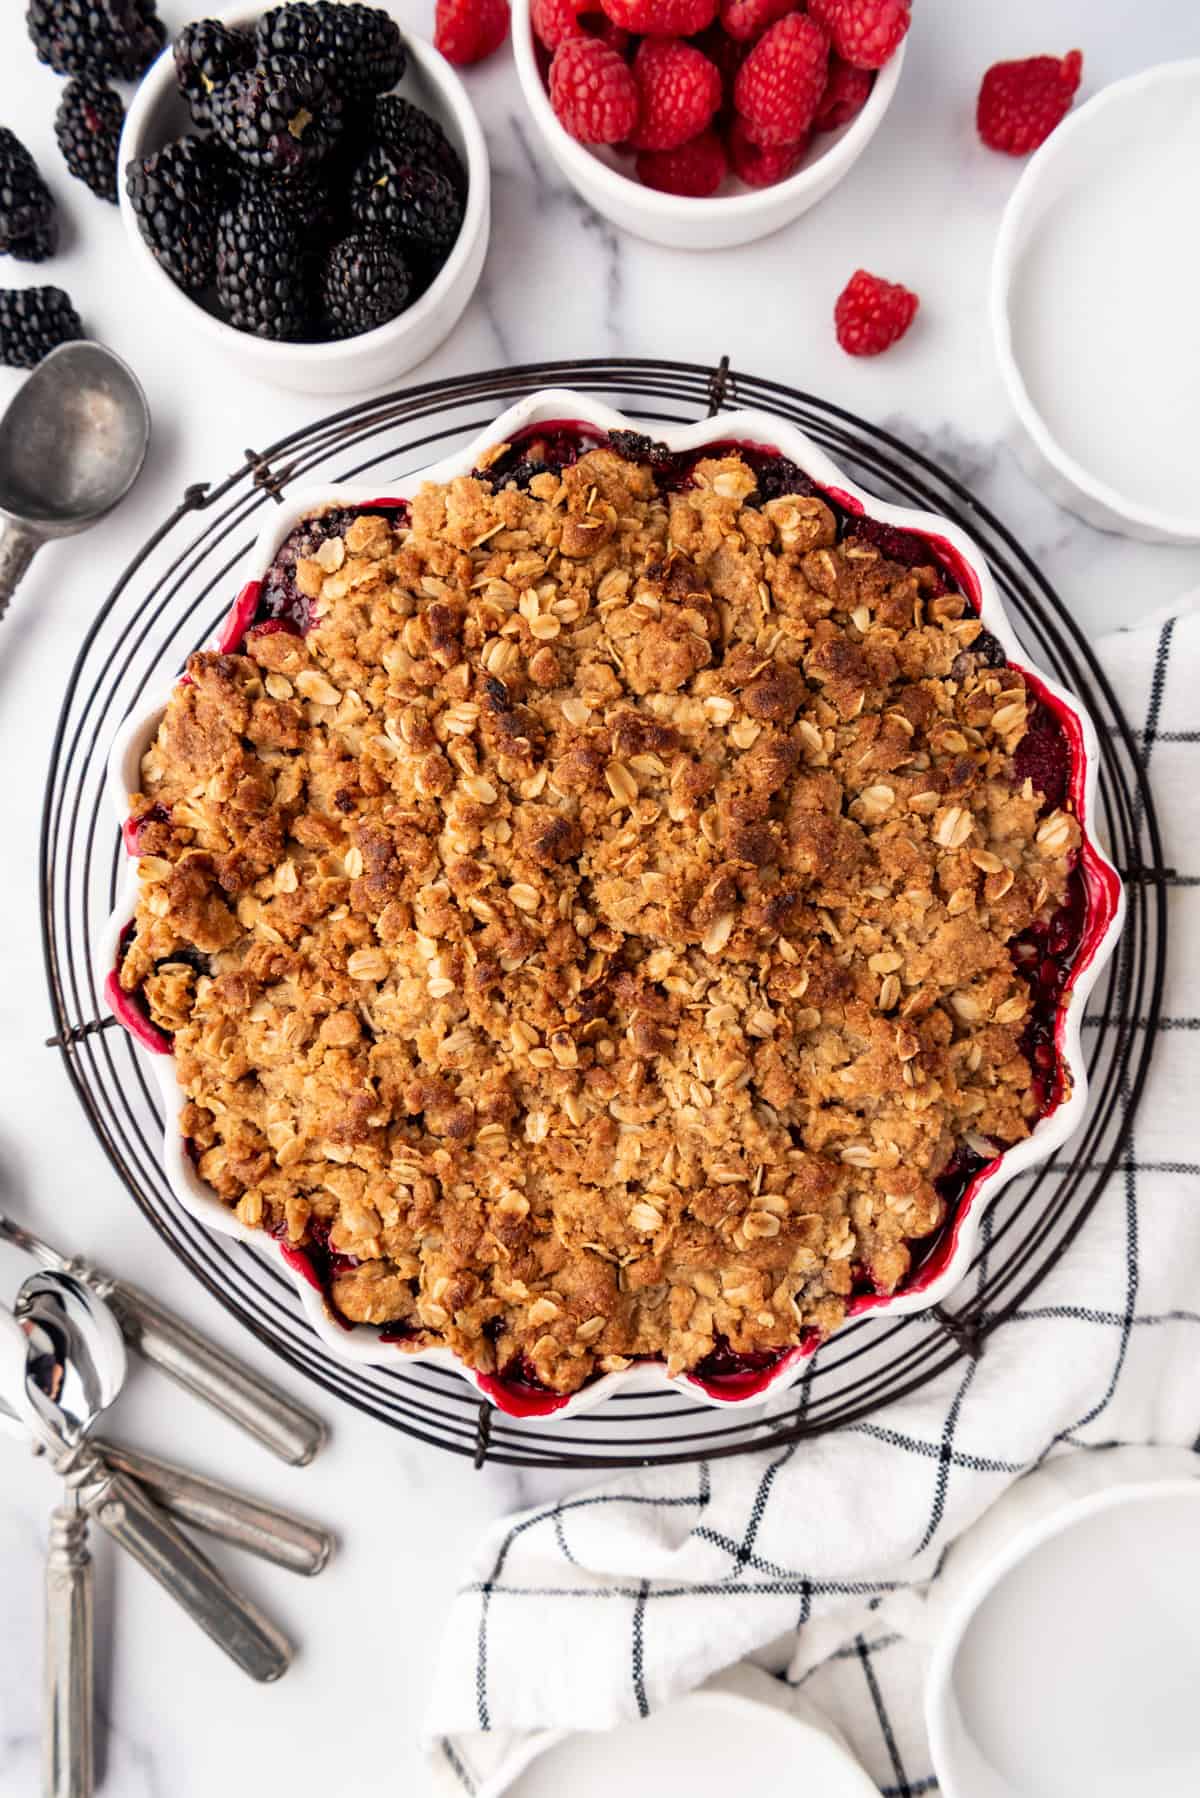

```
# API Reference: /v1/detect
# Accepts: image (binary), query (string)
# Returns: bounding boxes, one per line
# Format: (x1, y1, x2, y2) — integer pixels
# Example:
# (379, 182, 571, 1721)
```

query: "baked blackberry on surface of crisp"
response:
(119, 431, 1084, 1397)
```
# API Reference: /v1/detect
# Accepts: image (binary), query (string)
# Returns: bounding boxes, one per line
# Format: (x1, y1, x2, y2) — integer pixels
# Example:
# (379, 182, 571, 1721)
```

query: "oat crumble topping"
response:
(119, 437, 1081, 1394)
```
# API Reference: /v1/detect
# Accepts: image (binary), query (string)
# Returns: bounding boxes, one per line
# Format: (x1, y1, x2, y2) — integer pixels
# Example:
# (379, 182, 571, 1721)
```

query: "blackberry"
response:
(55, 79, 124, 203)
(254, 3, 407, 104)
(215, 194, 312, 340)
(478, 429, 600, 492)
(607, 429, 679, 474)
(372, 95, 467, 201)
(0, 128, 57, 263)
(27, 0, 165, 81)
(126, 137, 232, 293)
(0, 286, 83, 368)
(348, 146, 462, 256)
(210, 56, 343, 176)
(749, 453, 819, 505)
(238, 167, 337, 240)
(262, 506, 392, 626)
(321, 233, 412, 338)
(174, 19, 254, 129)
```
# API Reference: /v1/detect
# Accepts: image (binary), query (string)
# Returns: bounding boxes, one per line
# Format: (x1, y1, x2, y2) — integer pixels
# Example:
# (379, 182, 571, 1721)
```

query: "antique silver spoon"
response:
(0, 340, 149, 621)
(12, 1272, 122, 1798)
(0, 1289, 292, 1682)
(0, 1211, 327, 1465)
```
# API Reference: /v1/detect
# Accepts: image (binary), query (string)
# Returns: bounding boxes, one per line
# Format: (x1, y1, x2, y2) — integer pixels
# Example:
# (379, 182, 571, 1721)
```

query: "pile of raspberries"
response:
(538, 0, 909, 195)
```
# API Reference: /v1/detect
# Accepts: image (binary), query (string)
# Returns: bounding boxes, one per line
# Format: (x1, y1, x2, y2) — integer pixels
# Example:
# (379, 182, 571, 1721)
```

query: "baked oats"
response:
(118, 431, 1081, 1394)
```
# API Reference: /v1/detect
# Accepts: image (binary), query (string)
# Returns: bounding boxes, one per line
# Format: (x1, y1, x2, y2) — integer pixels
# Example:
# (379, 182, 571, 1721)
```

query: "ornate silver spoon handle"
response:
(96, 1281, 327, 1468)
(0, 519, 39, 623)
(0, 1217, 325, 1466)
(57, 1442, 291, 1683)
(93, 1438, 335, 1577)
(44, 1497, 92, 1798)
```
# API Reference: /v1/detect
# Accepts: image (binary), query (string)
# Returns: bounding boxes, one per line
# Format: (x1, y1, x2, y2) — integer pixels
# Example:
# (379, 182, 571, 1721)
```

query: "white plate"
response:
(101, 389, 1126, 1420)
(506, 1663, 878, 1798)
(926, 1455, 1200, 1798)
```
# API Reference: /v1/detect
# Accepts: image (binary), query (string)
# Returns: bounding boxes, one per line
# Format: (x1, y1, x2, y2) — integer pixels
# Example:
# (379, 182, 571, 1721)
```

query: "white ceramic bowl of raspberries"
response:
(118, 2, 490, 393)
(512, 0, 908, 249)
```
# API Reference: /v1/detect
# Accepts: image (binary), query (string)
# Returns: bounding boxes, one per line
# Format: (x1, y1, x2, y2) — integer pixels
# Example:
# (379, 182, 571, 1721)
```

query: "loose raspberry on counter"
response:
(976, 50, 1083, 155)
(733, 12, 829, 146)
(719, 0, 794, 46)
(813, 53, 873, 130)
(630, 39, 722, 151)
(808, 0, 909, 71)
(727, 114, 807, 185)
(435, 0, 511, 64)
(550, 37, 640, 141)
(636, 126, 727, 193)
(600, 0, 719, 38)
(532, 0, 585, 50)
(834, 267, 919, 355)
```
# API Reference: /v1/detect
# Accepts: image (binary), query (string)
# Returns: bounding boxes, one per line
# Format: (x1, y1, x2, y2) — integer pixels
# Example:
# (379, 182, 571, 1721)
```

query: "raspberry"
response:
(532, 0, 585, 50)
(693, 24, 745, 111)
(834, 268, 918, 356)
(599, 0, 718, 38)
(550, 38, 639, 143)
(728, 114, 806, 185)
(813, 53, 873, 130)
(636, 128, 727, 195)
(808, 0, 909, 71)
(734, 14, 828, 147)
(435, 0, 511, 65)
(976, 50, 1083, 155)
(630, 40, 722, 152)
(586, 14, 632, 53)
(719, 0, 793, 46)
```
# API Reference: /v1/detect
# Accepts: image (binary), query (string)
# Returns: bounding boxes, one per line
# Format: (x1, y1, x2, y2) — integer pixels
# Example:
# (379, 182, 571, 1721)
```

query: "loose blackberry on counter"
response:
(215, 192, 312, 339)
(348, 145, 462, 256)
(0, 286, 83, 368)
(125, 137, 232, 292)
(209, 55, 343, 174)
(373, 93, 467, 201)
(27, 0, 166, 81)
(55, 78, 125, 201)
(321, 232, 412, 337)
(254, 2, 407, 104)
(174, 18, 254, 128)
(0, 127, 57, 262)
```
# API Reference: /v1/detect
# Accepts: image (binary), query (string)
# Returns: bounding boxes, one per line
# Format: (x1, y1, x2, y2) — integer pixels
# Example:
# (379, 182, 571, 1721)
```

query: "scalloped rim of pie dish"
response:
(100, 390, 1126, 1421)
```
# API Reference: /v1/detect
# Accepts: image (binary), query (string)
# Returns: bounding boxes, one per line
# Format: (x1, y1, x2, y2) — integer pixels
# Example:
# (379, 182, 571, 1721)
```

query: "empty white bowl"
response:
(118, 2, 490, 395)
(510, 0, 905, 250)
(926, 1451, 1200, 1798)
(991, 60, 1200, 543)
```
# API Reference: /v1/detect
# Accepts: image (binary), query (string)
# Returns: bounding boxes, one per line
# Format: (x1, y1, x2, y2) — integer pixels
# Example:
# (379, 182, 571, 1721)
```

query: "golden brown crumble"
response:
(120, 443, 1080, 1394)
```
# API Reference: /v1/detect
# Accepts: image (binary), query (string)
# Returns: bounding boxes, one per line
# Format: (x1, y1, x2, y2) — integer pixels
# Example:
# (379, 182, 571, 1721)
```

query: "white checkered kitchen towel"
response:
(427, 600, 1200, 1798)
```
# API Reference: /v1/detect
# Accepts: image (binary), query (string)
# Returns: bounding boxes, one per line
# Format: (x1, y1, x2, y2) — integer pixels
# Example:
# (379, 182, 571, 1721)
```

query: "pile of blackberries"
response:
(126, 4, 469, 343)
(0, 1, 171, 366)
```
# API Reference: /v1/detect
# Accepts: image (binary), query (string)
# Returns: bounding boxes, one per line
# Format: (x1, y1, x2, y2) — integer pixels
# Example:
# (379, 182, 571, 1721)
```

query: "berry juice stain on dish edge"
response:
(109, 420, 1120, 1416)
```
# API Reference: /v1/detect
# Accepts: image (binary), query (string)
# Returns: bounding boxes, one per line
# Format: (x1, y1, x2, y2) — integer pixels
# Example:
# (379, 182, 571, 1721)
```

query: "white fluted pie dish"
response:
(101, 390, 1125, 1420)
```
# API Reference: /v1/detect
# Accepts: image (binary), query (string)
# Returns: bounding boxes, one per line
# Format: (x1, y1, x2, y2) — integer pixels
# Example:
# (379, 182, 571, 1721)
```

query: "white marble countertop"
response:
(0, 1, 1197, 1793)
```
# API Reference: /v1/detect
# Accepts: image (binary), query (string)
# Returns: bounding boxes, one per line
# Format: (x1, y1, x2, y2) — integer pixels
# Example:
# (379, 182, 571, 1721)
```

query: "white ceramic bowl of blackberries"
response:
(119, 2, 490, 393)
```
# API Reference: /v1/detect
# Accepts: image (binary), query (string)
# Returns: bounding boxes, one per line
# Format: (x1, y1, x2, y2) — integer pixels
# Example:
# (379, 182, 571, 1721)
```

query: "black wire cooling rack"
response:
(39, 358, 1167, 1470)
